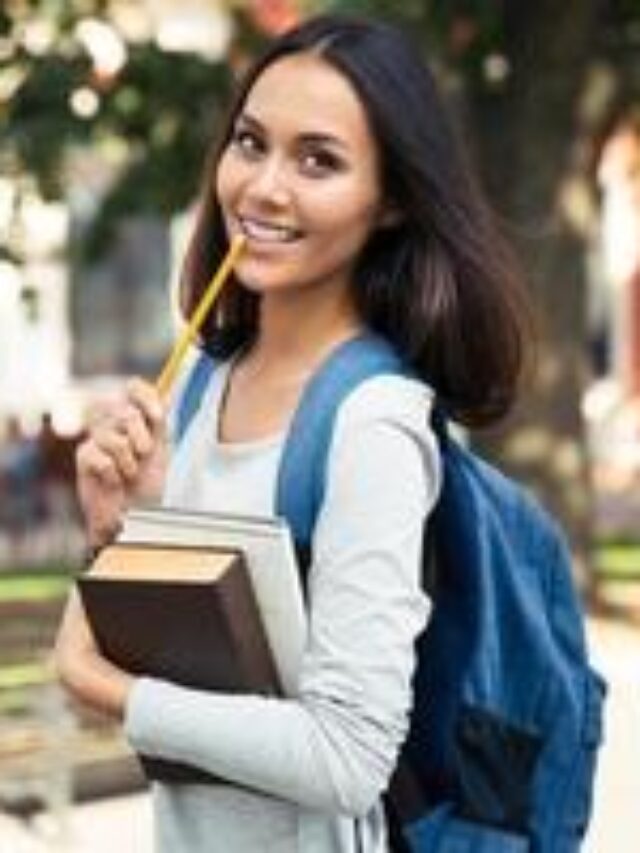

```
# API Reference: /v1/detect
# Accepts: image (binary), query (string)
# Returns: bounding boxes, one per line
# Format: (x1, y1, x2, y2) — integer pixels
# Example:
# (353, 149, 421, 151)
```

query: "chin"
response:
(235, 259, 300, 294)
(235, 271, 289, 295)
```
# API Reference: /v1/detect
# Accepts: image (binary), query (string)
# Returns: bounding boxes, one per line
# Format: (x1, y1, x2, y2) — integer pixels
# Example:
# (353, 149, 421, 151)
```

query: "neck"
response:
(249, 287, 363, 373)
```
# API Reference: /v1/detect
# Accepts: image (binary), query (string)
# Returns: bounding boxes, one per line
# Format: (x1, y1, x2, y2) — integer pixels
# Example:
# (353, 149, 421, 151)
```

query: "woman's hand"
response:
(76, 377, 168, 549)
(53, 587, 134, 719)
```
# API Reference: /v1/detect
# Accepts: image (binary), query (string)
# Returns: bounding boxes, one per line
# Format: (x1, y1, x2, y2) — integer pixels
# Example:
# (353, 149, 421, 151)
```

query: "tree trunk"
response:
(468, 0, 601, 593)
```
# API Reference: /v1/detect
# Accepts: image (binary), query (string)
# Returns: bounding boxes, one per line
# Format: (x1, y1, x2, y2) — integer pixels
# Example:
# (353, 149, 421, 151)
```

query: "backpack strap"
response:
(275, 333, 406, 575)
(174, 350, 217, 445)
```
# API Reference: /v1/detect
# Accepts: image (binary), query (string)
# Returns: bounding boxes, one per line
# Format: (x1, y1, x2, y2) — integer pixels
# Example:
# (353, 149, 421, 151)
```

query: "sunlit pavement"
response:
(0, 616, 637, 852)
(584, 616, 639, 853)
(0, 792, 153, 852)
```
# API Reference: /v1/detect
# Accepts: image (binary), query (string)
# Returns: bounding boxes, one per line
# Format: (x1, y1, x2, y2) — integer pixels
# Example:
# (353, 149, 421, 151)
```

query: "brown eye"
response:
(231, 128, 264, 159)
(299, 148, 343, 177)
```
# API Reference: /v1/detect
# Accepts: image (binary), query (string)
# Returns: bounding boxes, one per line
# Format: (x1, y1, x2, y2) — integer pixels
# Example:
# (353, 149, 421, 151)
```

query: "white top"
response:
(124, 356, 441, 853)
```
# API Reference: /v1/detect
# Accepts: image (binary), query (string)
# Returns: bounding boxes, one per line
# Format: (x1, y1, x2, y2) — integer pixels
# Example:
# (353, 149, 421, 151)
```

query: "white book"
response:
(118, 506, 307, 696)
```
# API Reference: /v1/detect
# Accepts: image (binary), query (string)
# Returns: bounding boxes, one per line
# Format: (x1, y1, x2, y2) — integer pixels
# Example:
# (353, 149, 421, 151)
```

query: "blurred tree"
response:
(320, 0, 640, 592)
(0, 0, 278, 263)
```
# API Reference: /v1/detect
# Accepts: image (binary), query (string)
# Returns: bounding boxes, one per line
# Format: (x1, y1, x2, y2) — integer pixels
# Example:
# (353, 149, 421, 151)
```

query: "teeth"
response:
(240, 217, 300, 243)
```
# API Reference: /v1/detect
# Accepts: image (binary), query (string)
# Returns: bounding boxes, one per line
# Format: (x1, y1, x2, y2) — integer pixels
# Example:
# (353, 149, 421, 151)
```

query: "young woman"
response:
(54, 13, 531, 853)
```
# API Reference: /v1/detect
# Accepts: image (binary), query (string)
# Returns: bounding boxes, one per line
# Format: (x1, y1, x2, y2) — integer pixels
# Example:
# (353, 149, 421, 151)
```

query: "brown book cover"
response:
(77, 541, 282, 785)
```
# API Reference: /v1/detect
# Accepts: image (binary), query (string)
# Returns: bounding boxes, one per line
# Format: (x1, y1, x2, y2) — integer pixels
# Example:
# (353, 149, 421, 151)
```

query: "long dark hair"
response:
(180, 13, 533, 427)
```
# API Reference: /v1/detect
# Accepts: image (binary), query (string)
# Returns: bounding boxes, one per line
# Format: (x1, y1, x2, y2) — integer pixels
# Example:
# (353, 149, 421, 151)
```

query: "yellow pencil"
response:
(155, 234, 246, 397)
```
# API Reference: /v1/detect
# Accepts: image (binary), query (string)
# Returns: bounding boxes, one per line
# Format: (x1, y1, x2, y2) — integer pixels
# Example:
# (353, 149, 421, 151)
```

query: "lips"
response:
(238, 215, 303, 244)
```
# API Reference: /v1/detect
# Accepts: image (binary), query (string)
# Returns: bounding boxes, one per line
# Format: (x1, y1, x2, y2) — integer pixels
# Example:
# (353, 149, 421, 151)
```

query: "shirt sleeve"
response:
(124, 376, 441, 817)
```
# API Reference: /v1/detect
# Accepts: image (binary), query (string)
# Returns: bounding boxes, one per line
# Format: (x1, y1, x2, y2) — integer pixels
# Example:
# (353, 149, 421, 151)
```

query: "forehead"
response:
(242, 53, 375, 150)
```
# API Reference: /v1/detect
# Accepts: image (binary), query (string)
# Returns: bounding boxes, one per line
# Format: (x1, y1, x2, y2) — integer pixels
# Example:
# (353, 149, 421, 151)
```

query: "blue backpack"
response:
(176, 334, 606, 853)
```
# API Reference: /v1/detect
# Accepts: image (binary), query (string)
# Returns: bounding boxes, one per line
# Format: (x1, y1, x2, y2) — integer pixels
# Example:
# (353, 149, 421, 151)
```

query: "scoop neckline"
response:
(211, 358, 288, 453)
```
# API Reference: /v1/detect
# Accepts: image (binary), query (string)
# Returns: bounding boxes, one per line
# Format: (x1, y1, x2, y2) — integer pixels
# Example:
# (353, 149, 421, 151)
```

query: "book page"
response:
(89, 544, 239, 583)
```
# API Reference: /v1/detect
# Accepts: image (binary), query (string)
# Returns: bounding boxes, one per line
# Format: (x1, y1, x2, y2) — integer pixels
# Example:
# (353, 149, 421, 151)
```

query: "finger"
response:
(86, 388, 155, 457)
(91, 427, 140, 482)
(116, 403, 155, 458)
(86, 394, 124, 431)
(125, 378, 165, 432)
(76, 441, 125, 491)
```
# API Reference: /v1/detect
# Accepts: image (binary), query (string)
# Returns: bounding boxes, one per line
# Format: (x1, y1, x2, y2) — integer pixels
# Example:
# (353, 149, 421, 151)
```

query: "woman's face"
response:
(216, 52, 390, 300)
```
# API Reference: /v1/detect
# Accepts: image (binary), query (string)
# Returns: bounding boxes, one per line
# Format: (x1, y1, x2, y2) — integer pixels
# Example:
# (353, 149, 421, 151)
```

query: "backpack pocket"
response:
(560, 668, 607, 836)
(404, 803, 529, 852)
(453, 704, 542, 834)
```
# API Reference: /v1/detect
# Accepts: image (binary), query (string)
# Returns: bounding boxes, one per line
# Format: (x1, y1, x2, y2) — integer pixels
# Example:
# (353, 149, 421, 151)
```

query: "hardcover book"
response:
(77, 507, 306, 785)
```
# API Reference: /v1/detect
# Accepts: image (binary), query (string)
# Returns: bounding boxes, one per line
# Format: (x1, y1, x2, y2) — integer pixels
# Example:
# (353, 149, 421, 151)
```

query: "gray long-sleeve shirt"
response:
(124, 359, 441, 852)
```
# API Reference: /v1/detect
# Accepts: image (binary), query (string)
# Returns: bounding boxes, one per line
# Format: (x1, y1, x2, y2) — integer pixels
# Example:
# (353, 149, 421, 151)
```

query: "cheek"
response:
(308, 166, 382, 229)
(310, 186, 381, 246)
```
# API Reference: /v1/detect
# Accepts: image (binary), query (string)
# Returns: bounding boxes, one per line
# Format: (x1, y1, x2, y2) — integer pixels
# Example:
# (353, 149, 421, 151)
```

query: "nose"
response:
(245, 155, 291, 207)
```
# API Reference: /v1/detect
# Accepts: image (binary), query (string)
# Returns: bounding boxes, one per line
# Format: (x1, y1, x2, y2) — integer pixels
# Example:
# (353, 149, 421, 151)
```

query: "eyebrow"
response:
(237, 111, 350, 152)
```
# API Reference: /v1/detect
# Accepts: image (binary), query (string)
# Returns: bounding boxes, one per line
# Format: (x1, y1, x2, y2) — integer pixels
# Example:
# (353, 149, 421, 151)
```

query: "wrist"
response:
(60, 647, 134, 719)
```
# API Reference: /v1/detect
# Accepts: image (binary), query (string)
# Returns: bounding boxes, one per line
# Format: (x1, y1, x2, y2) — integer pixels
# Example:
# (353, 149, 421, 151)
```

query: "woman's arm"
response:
(53, 588, 134, 718)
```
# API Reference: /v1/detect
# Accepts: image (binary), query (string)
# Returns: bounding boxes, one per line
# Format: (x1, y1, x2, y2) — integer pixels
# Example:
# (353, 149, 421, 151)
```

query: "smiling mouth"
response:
(238, 216, 304, 244)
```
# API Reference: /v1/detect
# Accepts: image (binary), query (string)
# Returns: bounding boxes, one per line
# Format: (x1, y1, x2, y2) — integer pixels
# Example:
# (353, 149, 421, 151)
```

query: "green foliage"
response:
(79, 47, 234, 259)
(0, 8, 12, 37)
(4, 51, 94, 198)
(612, 0, 640, 20)
(0, 2, 258, 261)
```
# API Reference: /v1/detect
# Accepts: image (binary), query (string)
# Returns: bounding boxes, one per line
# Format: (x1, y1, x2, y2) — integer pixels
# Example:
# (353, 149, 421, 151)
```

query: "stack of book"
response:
(77, 506, 306, 783)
